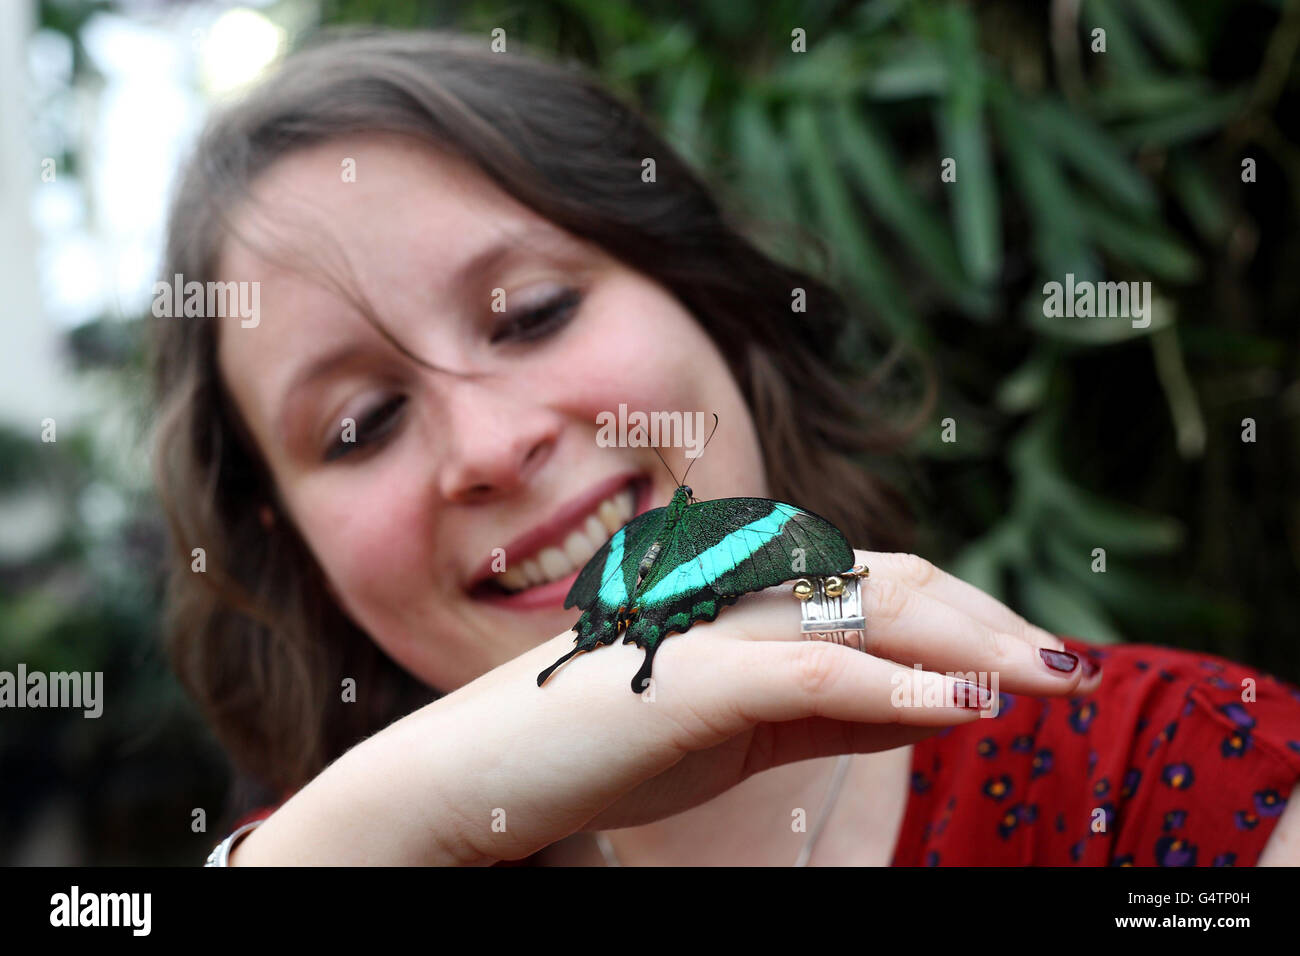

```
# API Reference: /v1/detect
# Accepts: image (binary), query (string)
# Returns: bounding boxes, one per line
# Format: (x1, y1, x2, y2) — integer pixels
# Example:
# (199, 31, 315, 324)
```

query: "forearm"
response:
(228, 699, 495, 866)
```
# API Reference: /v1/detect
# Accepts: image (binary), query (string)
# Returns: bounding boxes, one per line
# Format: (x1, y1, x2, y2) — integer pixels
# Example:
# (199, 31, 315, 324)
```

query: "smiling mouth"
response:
(471, 476, 648, 600)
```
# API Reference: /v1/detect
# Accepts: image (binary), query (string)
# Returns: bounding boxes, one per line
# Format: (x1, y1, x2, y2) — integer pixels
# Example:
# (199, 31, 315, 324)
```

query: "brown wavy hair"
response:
(150, 27, 928, 811)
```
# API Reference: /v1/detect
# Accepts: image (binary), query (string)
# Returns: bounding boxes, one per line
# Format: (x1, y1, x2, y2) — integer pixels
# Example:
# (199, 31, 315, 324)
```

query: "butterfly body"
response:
(537, 484, 854, 692)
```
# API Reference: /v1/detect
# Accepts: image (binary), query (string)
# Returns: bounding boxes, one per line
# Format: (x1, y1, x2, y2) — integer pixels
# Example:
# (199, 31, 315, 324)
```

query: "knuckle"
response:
(658, 697, 734, 752)
(869, 576, 910, 629)
(982, 626, 1012, 661)
(795, 640, 845, 699)
(895, 553, 937, 590)
(1002, 613, 1040, 644)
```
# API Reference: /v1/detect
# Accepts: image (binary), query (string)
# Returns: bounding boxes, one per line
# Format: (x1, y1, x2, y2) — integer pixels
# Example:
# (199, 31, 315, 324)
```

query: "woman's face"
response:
(216, 134, 767, 693)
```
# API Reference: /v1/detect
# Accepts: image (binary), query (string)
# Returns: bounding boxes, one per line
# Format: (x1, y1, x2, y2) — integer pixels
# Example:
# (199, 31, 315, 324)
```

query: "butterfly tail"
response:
(537, 611, 624, 686)
(536, 646, 583, 686)
(630, 643, 660, 695)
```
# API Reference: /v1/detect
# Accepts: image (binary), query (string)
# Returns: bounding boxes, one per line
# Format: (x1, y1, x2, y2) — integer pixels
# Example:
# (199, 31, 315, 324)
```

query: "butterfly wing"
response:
(688, 499, 855, 596)
(562, 505, 666, 611)
(621, 497, 853, 692)
(536, 506, 667, 686)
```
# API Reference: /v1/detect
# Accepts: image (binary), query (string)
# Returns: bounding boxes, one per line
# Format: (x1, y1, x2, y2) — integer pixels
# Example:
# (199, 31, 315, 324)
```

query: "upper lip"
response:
(465, 471, 644, 591)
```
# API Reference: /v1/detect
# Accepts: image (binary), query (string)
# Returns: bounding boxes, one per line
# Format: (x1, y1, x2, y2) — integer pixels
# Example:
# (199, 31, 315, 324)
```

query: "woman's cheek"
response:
(557, 276, 687, 379)
(296, 468, 434, 607)
(553, 323, 695, 421)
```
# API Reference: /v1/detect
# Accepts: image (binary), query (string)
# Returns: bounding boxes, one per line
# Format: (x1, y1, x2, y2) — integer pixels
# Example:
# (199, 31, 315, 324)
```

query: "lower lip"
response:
(473, 476, 654, 612)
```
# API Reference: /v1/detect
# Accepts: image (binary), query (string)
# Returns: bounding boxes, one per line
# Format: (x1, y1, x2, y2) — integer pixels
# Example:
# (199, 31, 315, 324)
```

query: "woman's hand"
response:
(402, 548, 1101, 864)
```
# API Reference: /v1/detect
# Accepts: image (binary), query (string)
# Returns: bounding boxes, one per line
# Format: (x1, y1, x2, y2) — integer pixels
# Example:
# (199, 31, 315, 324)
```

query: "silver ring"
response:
(794, 566, 868, 651)
(204, 819, 264, 867)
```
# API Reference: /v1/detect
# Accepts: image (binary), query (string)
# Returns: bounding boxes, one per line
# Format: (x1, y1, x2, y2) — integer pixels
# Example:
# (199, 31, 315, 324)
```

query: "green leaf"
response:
(1074, 201, 1200, 282)
(759, 35, 949, 101)
(1113, 89, 1248, 148)
(663, 55, 712, 169)
(607, 21, 693, 79)
(936, 100, 1001, 286)
(1084, 0, 1157, 79)
(1026, 294, 1171, 344)
(830, 99, 992, 315)
(860, 39, 949, 99)
(930, 4, 1000, 286)
(556, 0, 650, 47)
(1039, 476, 1186, 554)
(1042, 530, 1244, 633)
(950, 538, 1006, 602)
(913, 401, 998, 457)
(1150, 324, 1206, 459)
(1088, 77, 1216, 119)
(1026, 99, 1158, 214)
(1016, 570, 1124, 643)
(0, 591, 73, 655)
(996, 348, 1056, 413)
(853, 0, 911, 33)
(1127, 0, 1204, 69)
(731, 95, 802, 229)
(758, 33, 862, 98)
(1006, 413, 1183, 555)
(991, 90, 1098, 281)
(784, 104, 922, 344)
(1166, 153, 1230, 243)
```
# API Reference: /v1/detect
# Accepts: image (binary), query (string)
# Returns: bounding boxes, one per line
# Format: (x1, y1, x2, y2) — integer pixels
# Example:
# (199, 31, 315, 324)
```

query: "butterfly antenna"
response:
(679, 413, 719, 489)
(650, 444, 680, 487)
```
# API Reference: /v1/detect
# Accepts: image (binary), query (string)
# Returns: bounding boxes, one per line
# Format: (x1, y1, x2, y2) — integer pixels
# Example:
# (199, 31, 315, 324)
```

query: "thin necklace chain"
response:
(595, 754, 854, 867)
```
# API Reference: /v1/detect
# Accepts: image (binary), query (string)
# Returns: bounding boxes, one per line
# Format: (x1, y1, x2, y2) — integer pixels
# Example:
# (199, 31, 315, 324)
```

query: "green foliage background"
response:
(3, 0, 1298, 862)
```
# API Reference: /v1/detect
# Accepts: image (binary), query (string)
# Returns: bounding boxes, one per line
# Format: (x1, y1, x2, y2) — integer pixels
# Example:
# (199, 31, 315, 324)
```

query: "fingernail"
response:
(955, 681, 992, 710)
(1080, 655, 1101, 678)
(1039, 648, 1079, 674)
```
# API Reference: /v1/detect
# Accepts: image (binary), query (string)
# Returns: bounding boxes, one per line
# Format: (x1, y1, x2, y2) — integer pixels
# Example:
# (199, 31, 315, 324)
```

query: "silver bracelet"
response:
(203, 819, 265, 867)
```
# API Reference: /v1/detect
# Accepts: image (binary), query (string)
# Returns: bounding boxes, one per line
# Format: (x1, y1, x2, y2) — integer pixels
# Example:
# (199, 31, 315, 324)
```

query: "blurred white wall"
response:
(0, 0, 77, 431)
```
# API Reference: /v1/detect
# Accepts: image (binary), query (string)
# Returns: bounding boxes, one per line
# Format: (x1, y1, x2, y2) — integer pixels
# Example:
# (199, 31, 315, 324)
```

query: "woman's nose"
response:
(435, 383, 559, 504)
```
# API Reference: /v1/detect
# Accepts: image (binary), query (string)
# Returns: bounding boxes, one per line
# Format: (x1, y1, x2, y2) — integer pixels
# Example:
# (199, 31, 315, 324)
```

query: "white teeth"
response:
(562, 529, 597, 567)
(491, 483, 639, 594)
(497, 566, 530, 590)
(537, 546, 573, 580)
(597, 500, 622, 534)
(584, 514, 607, 545)
(521, 558, 545, 585)
(614, 488, 634, 520)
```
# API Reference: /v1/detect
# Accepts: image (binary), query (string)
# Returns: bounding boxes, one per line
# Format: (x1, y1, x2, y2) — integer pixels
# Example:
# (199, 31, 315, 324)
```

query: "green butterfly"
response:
(537, 482, 855, 693)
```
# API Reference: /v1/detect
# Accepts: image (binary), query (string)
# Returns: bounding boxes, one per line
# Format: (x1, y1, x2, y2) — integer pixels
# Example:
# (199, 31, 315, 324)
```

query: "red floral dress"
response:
(889, 636, 1300, 865)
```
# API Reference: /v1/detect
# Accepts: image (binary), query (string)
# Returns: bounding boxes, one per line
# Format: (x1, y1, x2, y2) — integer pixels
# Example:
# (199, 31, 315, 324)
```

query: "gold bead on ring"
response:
(792, 565, 868, 650)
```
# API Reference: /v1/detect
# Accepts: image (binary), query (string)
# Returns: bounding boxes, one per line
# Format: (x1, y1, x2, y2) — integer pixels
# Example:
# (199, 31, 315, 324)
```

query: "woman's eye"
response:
(324, 394, 407, 462)
(489, 287, 582, 344)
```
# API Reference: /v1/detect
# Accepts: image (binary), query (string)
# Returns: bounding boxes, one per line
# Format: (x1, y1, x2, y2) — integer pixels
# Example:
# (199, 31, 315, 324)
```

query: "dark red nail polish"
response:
(1040, 648, 1079, 673)
(1081, 656, 1101, 679)
(956, 682, 991, 710)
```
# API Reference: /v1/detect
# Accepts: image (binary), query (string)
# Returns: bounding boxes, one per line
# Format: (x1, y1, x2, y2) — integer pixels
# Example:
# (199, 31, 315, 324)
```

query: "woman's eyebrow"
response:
(450, 224, 580, 292)
(274, 225, 583, 443)
(276, 346, 366, 445)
